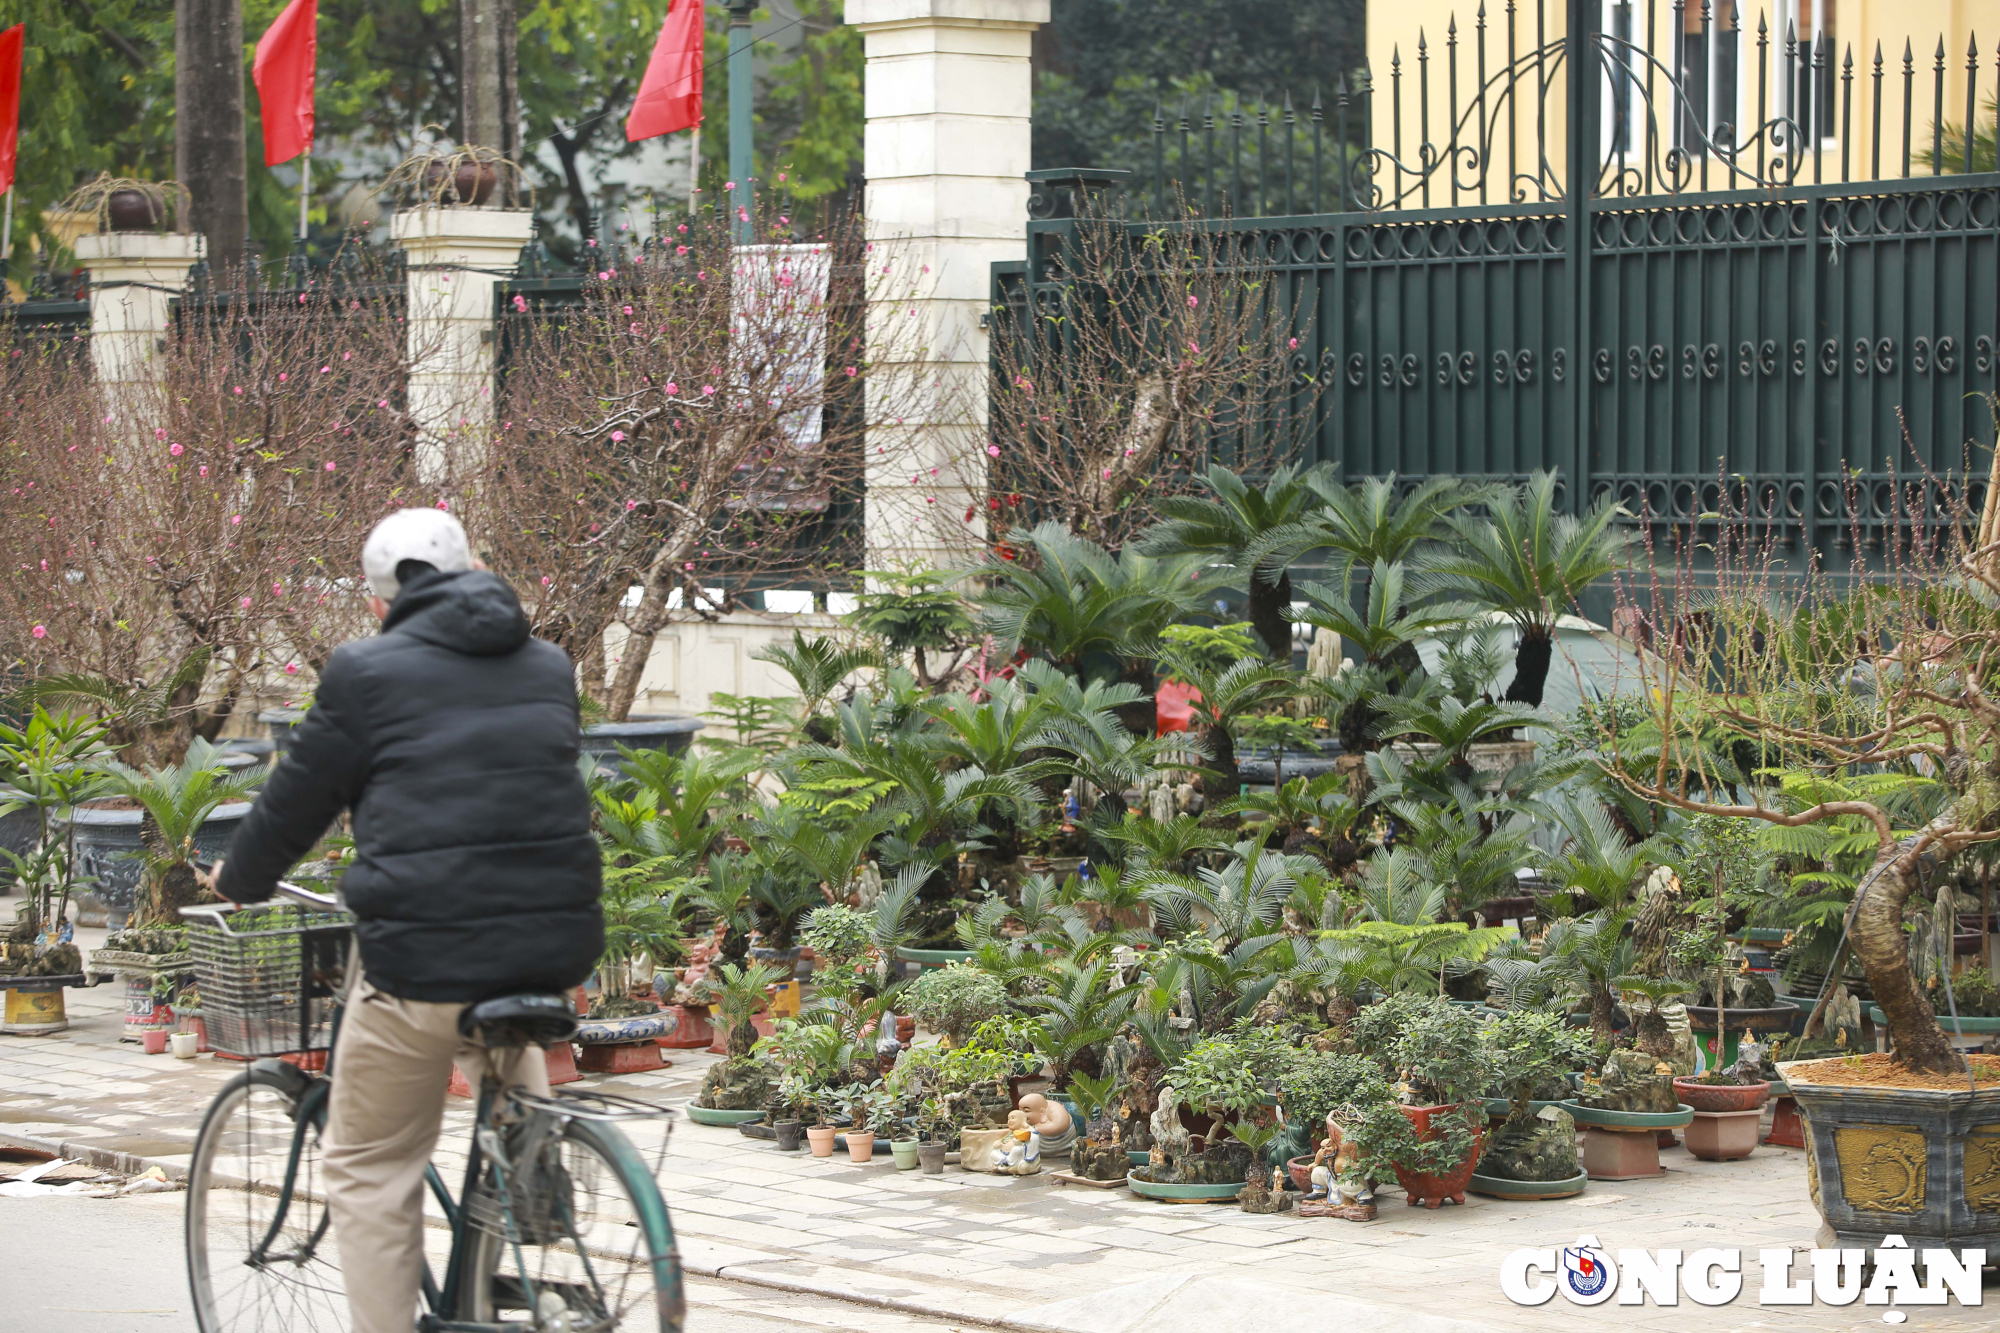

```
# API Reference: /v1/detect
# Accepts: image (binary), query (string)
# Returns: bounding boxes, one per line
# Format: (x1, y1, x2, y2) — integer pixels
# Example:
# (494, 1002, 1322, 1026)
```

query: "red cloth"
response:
(626, 0, 705, 142)
(1156, 680, 1203, 736)
(252, 0, 317, 165)
(0, 25, 22, 194)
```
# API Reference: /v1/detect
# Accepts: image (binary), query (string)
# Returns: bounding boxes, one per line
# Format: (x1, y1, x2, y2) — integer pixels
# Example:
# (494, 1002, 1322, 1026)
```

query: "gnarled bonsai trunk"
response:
(1249, 568, 1293, 661)
(1848, 833, 1964, 1076)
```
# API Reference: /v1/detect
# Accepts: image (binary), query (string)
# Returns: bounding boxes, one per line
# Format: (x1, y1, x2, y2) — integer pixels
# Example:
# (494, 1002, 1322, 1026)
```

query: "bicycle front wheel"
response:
(185, 1066, 349, 1333)
(461, 1114, 684, 1332)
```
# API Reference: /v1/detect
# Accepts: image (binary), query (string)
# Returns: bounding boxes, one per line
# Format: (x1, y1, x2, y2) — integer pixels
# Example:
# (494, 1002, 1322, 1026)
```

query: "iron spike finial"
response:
(1757, 11, 1767, 38)
(1936, 36, 1948, 64)
(1969, 30, 1979, 59)
(1312, 87, 1324, 115)
(1447, 13, 1457, 39)
(1843, 44, 1852, 73)
(1904, 38, 1914, 68)
(1417, 28, 1427, 54)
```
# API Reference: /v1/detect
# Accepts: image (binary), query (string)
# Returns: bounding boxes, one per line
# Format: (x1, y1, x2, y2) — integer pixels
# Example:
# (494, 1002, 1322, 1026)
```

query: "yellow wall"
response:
(1360, 0, 1998, 202)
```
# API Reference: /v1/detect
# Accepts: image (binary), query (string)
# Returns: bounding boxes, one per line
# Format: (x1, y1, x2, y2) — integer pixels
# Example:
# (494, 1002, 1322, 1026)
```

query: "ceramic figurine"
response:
(1016, 1093, 1075, 1154)
(1148, 782, 1175, 824)
(991, 1109, 1042, 1175)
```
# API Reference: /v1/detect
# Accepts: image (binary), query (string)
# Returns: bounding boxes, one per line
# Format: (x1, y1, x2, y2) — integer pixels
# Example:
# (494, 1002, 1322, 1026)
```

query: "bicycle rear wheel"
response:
(462, 1114, 684, 1332)
(186, 1066, 349, 1333)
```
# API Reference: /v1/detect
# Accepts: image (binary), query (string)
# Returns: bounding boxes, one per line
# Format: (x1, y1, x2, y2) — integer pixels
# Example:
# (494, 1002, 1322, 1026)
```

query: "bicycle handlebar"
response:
(180, 861, 344, 922)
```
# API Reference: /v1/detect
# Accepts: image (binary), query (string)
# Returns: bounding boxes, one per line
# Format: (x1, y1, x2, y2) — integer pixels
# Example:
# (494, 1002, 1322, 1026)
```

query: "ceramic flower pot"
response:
(891, 1139, 922, 1170)
(844, 1130, 875, 1163)
(773, 1120, 804, 1151)
(1389, 1103, 1486, 1209)
(917, 1142, 948, 1174)
(1781, 1057, 2000, 1250)
(1287, 1154, 1317, 1193)
(806, 1125, 838, 1157)
(1672, 1076, 1771, 1113)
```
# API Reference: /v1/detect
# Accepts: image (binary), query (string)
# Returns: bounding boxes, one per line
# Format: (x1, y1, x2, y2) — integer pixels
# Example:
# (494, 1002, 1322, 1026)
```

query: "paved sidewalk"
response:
(2, 934, 1990, 1333)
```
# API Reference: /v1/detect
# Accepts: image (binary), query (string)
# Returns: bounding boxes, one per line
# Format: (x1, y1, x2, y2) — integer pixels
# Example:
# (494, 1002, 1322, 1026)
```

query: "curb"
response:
(0, 1127, 191, 1181)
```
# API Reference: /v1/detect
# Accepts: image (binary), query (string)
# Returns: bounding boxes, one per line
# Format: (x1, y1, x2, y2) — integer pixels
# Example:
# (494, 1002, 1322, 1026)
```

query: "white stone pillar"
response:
(391, 206, 537, 484)
(74, 232, 206, 408)
(850, 0, 1045, 572)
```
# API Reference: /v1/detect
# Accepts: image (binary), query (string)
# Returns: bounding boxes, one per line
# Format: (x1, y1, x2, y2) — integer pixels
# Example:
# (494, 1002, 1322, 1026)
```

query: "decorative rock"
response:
(1478, 1106, 1580, 1182)
(1072, 1137, 1130, 1181)
(696, 1057, 774, 1111)
(1238, 1165, 1295, 1213)
(1578, 1048, 1680, 1114)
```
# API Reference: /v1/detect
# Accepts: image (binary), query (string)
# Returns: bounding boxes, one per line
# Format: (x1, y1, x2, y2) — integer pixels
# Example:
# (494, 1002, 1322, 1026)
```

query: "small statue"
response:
(1173, 781, 1204, 816)
(1148, 782, 1175, 824)
(1299, 1116, 1377, 1220)
(1237, 1161, 1295, 1214)
(875, 1009, 905, 1063)
(991, 1109, 1042, 1175)
(1016, 1093, 1075, 1155)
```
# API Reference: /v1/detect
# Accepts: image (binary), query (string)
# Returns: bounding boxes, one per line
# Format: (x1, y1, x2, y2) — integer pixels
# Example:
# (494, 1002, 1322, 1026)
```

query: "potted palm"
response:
(91, 739, 260, 1039)
(0, 712, 108, 1033)
(689, 961, 781, 1125)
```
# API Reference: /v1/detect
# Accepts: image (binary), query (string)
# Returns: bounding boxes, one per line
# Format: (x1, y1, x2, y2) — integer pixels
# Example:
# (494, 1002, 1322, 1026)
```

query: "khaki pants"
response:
(325, 977, 549, 1333)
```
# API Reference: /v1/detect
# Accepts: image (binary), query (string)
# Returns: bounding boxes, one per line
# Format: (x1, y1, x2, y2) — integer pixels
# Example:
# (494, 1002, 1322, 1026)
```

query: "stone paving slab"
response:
(3, 927, 1994, 1332)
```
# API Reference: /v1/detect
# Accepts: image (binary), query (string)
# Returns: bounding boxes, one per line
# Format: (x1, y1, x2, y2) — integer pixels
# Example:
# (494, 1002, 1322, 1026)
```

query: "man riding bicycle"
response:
(207, 507, 604, 1333)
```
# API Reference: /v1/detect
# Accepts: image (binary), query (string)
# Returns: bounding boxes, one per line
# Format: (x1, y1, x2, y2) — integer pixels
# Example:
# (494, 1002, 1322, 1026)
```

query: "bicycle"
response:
(179, 879, 686, 1333)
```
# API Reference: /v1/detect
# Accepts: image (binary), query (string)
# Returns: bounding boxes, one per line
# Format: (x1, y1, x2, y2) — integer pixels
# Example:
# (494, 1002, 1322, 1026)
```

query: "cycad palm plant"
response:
(1138, 461, 1335, 657)
(705, 960, 783, 1059)
(1543, 907, 1637, 1046)
(751, 633, 880, 739)
(1246, 472, 1488, 588)
(1154, 647, 1301, 796)
(1423, 470, 1627, 707)
(100, 738, 263, 927)
(1022, 957, 1133, 1085)
(977, 521, 1205, 686)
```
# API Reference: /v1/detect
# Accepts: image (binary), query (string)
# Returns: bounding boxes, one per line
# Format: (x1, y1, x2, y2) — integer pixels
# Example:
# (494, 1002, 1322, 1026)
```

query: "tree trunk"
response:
(1203, 722, 1238, 803)
(457, 0, 516, 155)
(1503, 625, 1554, 707)
(1589, 983, 1616, 1048)
(604, 511, 711, 720)
(1851, 834, 1965, 1075)
(175, 0, 248, 264)
(1248, 568, 1293, 660)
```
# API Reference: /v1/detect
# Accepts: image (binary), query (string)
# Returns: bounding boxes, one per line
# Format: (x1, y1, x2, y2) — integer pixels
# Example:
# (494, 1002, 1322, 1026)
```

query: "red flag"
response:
(626, 0, 704, 142)
(253, 0, 317, 166)
(0, 25, 23, 194)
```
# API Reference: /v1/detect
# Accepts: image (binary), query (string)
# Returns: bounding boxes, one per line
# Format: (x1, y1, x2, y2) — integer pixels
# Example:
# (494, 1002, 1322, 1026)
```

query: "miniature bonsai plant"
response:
(1473, 1009, 1593, 1187)
(907, 962, 1008, 1046)
(0, 711, 109, 978)
(694, 960, 782, 1111)
(1346, 994, 1490, 1206)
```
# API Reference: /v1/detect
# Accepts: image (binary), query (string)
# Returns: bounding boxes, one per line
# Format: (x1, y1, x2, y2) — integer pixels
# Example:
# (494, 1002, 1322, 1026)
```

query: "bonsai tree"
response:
(1347, 993, 1488, 1108)
(1603, 485, 2000, 1076)
(1481, 1009, 1593, 1123)
(907, 963, 1007, 1046)
(101, 738, 262, 931)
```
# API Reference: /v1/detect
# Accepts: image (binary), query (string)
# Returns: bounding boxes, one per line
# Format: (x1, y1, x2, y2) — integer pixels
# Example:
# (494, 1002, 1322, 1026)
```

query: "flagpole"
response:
(298, 152, 311, 242)
(2, 190, 13, 294)
(687, 127, 701, 209)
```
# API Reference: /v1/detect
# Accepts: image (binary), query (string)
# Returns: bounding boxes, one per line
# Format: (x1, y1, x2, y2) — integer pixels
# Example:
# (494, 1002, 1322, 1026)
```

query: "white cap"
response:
(361, 508, 473, 600)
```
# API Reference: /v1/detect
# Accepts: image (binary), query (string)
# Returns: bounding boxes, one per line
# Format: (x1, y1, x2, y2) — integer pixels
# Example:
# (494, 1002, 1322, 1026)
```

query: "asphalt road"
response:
(0, 1189, 978, 1333)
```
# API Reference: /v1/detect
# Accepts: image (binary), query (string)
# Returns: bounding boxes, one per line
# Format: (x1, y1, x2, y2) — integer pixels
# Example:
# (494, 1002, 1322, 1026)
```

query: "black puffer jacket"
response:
(219, 568, 603, 1002)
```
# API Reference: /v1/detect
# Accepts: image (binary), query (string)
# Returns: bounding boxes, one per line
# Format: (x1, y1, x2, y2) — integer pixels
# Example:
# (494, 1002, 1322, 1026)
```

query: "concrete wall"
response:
(603, 610, 845, 723)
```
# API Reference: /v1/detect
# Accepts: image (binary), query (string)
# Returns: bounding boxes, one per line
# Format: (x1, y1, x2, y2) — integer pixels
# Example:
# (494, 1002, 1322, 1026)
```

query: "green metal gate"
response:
(994, 3, 2000, 546)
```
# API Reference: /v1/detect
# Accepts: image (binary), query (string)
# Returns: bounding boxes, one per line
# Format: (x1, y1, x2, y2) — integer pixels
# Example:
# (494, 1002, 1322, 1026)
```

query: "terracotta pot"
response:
(1672, 1076, 1771, 1113)
(773, 1120, 804, 1151)
(1389, 1103, 1485, 1209)
(917, 1142, 948, 1174)
(806, 1125, 837, 1157)
(106, 189, 162, 232)
(424, 161, 499, 205)
(1287, 1154, 1317, 1193)
(844, 1130, 875, 1163)
(1684, 1108, 1762, 1161)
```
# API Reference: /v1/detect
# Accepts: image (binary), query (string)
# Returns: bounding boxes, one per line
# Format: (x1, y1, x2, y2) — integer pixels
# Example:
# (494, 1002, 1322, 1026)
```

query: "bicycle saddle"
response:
(459, 993, 580, 1048)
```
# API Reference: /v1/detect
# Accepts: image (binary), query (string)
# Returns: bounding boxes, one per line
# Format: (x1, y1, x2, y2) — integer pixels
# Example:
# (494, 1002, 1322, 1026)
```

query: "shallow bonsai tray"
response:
(683, 1105, 767, 1127)
(894, 946, 977, 968)
(0, 973, 90, 993)
(1468, 1170, 1588, 1200)
(1865, 1006, 2000, 1035)
(1560, 1100, 1695, 1130)
(1051, 1171, 1127, 1189)
(1125, 1170, 1243, 1203)
(738, 1121, 777, 1140)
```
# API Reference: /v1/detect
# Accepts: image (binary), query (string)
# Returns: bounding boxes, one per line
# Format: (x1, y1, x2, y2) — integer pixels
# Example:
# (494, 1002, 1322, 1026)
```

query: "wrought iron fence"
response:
(999, 6, 2000, 555)
(1129, 4, 1998, 218)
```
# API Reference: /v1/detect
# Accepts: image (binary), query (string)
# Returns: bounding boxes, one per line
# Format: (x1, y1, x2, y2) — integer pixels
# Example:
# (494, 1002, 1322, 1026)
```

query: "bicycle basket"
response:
(186, 902, 353, 1057)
